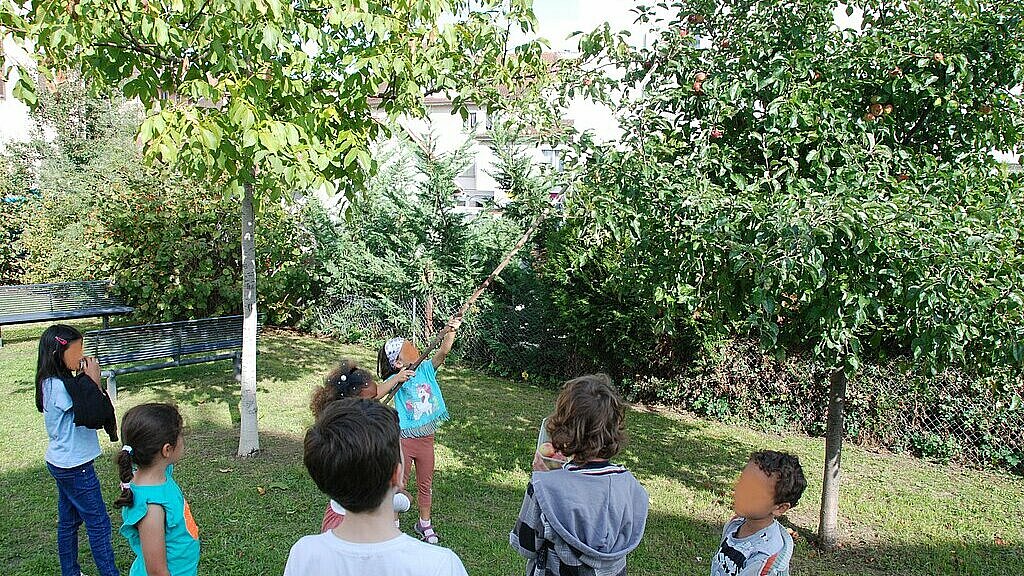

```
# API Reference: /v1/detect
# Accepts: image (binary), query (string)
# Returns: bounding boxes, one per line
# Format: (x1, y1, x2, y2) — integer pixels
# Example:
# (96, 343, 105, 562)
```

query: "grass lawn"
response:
(1, 321, 1021, 575)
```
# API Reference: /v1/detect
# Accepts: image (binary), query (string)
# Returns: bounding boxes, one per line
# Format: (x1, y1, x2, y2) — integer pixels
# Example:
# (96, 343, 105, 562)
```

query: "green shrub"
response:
(0, 199, 27, 285)
(5, 82, 323, 324)
(96, 181, 325, 324)
(17, 189, 107, 283)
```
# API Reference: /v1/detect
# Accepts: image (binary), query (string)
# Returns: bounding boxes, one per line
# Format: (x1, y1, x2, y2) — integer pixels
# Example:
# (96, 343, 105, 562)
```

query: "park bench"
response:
(0, 281, 134, 347)
(84, 315, 247, 399)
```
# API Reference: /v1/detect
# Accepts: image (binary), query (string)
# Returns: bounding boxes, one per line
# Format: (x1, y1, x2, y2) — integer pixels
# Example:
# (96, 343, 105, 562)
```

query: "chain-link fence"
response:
(622, 339, 1023, 472)
(846, 363, 1023, 470)
(312, 296, 1023, 472)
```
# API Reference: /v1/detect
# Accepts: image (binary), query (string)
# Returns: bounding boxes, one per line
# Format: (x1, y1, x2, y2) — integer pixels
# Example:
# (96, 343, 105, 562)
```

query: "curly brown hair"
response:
(546, 373, 627, 463)
(310, 360, 378, 417)
(750, 450, 807, 507)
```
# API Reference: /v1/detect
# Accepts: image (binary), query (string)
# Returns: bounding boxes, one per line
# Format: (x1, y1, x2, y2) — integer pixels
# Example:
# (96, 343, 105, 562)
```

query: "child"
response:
(309, 360, 413, 532)
(376, 317, 460, 544)
(35, 324, 121, 576)
(114, 403, 200, 576)
(285, 398, 468, 576)
(711, 450, 807, 576)
(510, 374, 649, 576)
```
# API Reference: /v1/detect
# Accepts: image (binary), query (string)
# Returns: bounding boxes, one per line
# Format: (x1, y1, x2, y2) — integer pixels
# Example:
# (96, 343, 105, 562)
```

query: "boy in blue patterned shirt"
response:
(711, 451, 807, 576)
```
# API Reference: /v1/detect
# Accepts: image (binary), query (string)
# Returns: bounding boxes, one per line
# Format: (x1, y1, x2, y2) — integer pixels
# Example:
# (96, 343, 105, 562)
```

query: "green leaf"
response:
(139, 116, 158, 143)
(258, 129, 279, 152)
(262, 24, 280, 50)
(242, 129, 258, 149)
(11, 76, 37, 106)
(154, 19, 169, 46)
(343, 148, 360, 168)
(200, 127, 221, 150)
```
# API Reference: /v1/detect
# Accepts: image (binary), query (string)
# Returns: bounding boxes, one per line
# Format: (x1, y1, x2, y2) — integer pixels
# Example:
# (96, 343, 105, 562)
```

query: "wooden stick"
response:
(383, 212, 545, 404)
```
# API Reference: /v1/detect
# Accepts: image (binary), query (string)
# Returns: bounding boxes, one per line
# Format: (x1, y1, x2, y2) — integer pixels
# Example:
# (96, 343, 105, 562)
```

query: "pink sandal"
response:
(415, 520, 440, 544)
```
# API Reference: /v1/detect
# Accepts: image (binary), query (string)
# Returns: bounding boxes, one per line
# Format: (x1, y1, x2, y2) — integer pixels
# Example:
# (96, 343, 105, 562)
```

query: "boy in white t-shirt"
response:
(285, 398, 467, 576)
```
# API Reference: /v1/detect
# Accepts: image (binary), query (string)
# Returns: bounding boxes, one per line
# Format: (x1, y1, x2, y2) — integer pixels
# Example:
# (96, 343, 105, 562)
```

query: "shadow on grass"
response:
(0, 425, 317, 576)
(3, 327, 1021, 575)
(2, 410, 1022, 576)
(432, 442, 1023, 576)
(436, 434, 1019, 573)
(432, 366, 1024, 575)
(257, 329, 371, 383)
(9, 359, 250, 426)
(437, 364, 750, 500)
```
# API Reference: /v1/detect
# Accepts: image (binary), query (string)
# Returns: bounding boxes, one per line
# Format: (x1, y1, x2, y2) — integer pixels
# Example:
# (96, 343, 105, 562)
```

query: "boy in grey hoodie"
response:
(510, 374, 649, 576)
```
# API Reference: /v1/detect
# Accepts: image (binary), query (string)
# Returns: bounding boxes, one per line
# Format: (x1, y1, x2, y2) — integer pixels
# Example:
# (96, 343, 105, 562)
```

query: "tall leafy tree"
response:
(564, 0, 1024, 548)
(2, 0, 551, 455)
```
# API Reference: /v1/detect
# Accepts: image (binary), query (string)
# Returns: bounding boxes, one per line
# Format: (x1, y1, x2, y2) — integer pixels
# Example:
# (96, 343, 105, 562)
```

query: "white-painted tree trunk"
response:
(237, 183, 261, 457)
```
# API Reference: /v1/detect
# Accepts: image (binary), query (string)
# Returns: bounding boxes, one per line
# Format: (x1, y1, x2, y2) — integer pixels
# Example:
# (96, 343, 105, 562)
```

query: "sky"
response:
(521, 1, 650, 140)
(531, 0, 645, 51)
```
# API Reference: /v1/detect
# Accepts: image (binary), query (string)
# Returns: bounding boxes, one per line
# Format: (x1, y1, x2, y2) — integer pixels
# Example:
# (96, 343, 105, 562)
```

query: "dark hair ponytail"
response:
(115, 447, 135, 507)
(114, 403, 183, 509)
(36, 324, 84, 413)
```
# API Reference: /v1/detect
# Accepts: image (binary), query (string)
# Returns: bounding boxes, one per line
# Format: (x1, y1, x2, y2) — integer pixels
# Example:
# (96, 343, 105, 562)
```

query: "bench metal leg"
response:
(233, 352, 242, 382)
(103, 316, 110, 329)
(0, 325, 3, 348)
(106, 373, 117, 402)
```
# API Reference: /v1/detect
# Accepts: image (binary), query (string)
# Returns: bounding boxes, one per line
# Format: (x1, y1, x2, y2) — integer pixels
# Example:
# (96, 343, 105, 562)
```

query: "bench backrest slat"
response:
(0, 281, 128, 315)
(85, 316, 243, 366)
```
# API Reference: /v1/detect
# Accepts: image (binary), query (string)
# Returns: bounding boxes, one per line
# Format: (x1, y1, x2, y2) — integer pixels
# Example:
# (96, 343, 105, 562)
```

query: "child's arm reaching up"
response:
(432, 316, 462, 369)
(376, 369, 415, 401)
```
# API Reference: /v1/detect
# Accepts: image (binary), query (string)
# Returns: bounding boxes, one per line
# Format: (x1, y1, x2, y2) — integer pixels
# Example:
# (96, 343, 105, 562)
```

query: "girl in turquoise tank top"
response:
(114, 403, 200, 576)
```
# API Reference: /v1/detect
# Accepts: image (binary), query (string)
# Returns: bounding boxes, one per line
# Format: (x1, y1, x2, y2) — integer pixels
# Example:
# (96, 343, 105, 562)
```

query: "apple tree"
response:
(560, 0, 1024, 548)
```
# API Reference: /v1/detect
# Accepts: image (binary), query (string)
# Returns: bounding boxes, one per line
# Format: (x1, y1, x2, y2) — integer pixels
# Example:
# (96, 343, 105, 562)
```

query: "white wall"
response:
(0, 37, 35, 149)
(397, 102, 564, 214)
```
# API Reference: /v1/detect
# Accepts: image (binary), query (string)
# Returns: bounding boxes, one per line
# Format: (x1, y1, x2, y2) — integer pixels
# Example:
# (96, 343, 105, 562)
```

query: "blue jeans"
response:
(46, 461, 121, 576)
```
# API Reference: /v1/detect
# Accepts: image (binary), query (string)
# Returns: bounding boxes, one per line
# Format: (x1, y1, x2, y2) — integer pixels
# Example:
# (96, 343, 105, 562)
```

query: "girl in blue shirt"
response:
(36, 324, 121, 576)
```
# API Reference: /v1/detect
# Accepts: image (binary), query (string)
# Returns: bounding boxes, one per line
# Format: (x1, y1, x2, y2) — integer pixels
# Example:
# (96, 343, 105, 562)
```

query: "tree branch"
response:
(902, 103, 932, 146)
(92, 41, 171, 64)
(111, 1, 174, 64)
(184, 0, 214, 29)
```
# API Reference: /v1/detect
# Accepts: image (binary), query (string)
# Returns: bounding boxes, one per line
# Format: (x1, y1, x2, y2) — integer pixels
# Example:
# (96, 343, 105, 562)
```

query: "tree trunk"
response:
(818, 368, 848, 549)
(237, 183, 261, 457)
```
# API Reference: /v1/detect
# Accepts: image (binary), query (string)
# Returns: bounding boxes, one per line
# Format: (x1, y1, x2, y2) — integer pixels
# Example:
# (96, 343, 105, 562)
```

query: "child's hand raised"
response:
(446, 316, 463, 332)
(393, 369, 416, 384)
